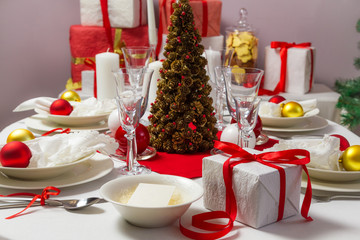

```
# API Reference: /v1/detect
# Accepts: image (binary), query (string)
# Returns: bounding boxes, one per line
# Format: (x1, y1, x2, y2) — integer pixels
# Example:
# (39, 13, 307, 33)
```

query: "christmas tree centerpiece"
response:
(148, 0, 218, 153)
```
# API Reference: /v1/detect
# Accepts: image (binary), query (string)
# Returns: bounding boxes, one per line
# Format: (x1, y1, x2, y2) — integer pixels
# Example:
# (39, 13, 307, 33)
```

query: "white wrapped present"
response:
(264, 43, 315, 94)
(203, 153, 303, 228)
(80, 0, 147, 28)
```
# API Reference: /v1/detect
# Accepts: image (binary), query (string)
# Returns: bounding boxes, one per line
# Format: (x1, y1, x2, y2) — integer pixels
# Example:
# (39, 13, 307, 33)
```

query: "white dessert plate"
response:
(25, 114, 109, 132)
(0, 153, 114, 190)
(261, 115, 317, 128)
(0, 154, 94, 180)
(301, 174, 360, 193)
(47, 113, 109, 126)
(307, 167, 360, 182)
(263, 116, 328, 132)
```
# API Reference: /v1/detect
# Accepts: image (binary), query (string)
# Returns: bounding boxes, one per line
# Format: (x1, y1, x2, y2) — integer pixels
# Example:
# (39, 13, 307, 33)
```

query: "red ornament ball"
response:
(50, 99, 73, 115)
(268, 95, 286, 104)
(0, 141, 32, 168)
(115, 124, 150, 154)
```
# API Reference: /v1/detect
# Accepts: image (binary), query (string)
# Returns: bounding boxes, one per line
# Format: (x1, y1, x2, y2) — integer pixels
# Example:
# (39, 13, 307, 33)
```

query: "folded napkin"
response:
(259, 99, 319, 117)
(23, 131, 118, 168)
(13, 97, 117, 116)
(267, 135, 341, 170)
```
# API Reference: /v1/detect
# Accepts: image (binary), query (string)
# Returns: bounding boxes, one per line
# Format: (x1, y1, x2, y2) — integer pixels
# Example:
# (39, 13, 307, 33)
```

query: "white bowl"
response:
(100, 174, 203, 228)
(47, 114, 109, 126)
(307, 167, 360, 182)
(260, 115, 316, 128)
(0, 154, 93, 180)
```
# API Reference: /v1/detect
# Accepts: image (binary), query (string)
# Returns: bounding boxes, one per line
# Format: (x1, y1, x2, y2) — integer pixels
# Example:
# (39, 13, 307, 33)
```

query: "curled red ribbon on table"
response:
(259, 42, 314, 95)
(180, 141, 313, 240)
(0, 186, 61, 219)
(41, 128, 71, 136)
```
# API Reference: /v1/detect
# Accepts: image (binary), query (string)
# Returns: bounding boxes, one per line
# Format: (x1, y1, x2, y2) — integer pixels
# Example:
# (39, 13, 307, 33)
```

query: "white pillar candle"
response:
(95, 52, 119, 100)
(205, 49, 222, 76)
(147, 0, 157, 46)
(147, 60, 162, 112)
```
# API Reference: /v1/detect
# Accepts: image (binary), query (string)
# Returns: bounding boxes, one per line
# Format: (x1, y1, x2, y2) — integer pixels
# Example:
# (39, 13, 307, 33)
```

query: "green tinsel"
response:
(335, 18, 360, 129)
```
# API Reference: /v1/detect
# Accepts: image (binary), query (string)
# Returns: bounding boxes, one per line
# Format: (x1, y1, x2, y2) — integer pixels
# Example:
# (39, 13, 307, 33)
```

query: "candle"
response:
(147, 0, 157, 46)
(95, 52, 119, 100)
(205, 48, 221, 81)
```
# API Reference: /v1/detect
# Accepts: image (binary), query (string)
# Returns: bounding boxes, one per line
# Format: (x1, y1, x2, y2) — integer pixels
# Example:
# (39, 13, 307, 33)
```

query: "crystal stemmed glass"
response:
(235, 96, 261, 148)
(121, 46, 153, 87)
(223, 67, 264, 147)
(205, 48, 233, 130)
(112, 68, 154, 175)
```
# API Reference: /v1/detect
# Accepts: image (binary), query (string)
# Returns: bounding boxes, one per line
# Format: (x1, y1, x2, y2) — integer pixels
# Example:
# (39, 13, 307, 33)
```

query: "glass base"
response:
(256, 133, 269, 145)
(215, 122, 227, 131)
(117, 165, 151, 175)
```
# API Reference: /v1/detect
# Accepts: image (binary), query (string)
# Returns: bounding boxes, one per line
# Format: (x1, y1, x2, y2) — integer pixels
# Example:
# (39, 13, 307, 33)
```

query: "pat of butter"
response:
(127, 183, 176, 207)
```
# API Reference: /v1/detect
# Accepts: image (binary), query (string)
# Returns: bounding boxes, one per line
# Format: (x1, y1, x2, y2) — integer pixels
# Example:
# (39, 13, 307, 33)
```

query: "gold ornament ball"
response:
(281, 101, 304, 118)
(60, 90, 81, 102)
(340, 145, 360, 171)
(7, 129, 35, 143)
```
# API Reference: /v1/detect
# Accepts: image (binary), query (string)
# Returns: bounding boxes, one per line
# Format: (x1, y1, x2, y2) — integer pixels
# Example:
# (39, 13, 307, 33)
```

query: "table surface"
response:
(0, 117, 360, 240)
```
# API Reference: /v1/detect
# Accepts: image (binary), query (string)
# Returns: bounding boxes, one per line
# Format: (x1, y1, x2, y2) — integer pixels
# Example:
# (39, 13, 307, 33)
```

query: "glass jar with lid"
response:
(225, 8, 258, 68)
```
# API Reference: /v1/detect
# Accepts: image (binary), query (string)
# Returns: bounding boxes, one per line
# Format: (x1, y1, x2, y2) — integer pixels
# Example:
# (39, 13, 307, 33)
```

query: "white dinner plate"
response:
(0, 153, 94, 180)
(260, 115, 317, 128)
(25, 114, 109, 133)
(47, 113, 110, 126)
(263, 116, 328, 132)
(0, 153, 114, 189)
(301, 174, 360, 193)
(306, 167, 360, 182)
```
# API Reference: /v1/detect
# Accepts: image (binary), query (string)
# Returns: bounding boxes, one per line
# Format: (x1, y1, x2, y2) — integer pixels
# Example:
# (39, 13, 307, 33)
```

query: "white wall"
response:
(0, 0, 359, 130)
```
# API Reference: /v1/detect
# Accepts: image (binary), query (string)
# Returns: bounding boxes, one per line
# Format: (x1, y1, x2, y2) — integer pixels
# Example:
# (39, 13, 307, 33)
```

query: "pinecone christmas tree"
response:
(148, 0, 218, 153)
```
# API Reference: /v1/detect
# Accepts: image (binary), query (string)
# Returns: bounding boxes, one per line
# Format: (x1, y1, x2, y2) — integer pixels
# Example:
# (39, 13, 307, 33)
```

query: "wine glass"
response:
(235, 96, 261, 148)
(121, 46, 153, 86)
(222, 67, 264, 147)
(112, 68, 154, 175)
(205, 48, 233, 130)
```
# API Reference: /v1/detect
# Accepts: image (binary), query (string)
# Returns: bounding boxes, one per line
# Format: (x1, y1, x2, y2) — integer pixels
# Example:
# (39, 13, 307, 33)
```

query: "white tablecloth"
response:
(0, 118, 360, 240)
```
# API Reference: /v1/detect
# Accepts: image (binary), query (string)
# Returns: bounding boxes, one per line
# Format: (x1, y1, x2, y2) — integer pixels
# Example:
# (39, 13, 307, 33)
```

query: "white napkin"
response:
(259, 99, 320, 118)
(13, 97, 117, 116)
(24, 131, 118, 168)
(267, 135, 342, 170)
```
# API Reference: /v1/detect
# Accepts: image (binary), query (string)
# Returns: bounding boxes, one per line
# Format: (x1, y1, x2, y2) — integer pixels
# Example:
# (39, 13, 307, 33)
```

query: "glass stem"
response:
(241, 133, 250, 148)
(217, 90, 224, 125)
(126, 129, 137, 172)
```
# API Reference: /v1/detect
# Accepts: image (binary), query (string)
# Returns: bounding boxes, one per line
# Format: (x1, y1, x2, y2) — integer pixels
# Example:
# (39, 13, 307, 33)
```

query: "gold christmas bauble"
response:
(6, 129, 35, 143)
(339, 145, 360, 171)
(281, 101, 304, 118)
(60, 90, 81, 102)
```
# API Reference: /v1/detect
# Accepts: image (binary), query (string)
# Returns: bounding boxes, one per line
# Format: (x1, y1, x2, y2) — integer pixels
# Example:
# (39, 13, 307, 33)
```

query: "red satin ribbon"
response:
(0, 186, 61, 219)
(260, 42, 314, 95)
(84, 58, 97, 98)
(180, 141, 313, 239)
(100, 0, 114, 52)
(41, 128, 71, 136)
(156, 0, 209, 56)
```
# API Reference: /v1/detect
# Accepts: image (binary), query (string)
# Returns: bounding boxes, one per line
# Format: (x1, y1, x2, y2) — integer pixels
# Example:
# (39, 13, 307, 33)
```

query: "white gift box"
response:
(80, 0, 147, 28)
(158, 34, 224, 60)
(203, 154, 302, 228)
(264, 45, 316, 94)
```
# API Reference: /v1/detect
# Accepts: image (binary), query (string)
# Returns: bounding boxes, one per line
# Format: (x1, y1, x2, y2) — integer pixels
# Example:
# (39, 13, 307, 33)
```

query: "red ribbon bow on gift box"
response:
(180, 141, 313, 240)
(260, 42, 314, 95)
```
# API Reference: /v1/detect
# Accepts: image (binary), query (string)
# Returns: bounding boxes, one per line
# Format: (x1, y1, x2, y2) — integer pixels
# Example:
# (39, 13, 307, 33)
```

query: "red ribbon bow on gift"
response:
(180, 141, 313, 240)
(1, 186, 61, 219)
(260, 42, 314, 95)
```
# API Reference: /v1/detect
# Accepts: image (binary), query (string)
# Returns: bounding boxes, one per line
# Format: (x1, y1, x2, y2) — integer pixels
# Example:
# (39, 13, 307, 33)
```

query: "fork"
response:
(312, 194, 360, 202)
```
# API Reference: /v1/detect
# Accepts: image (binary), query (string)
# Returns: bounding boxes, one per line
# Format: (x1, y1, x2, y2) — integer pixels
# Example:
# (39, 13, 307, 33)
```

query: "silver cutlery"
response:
(0, 197, 106, 210)
(312, 194, 360, 202)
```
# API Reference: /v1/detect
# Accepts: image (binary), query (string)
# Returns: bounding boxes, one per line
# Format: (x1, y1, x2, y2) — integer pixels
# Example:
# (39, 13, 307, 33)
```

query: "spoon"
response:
(0, 197, 106, 210)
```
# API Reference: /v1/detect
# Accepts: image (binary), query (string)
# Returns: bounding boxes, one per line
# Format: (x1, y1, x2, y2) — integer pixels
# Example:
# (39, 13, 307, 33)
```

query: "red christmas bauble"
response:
(115, 124, 150, 154)
(0, 141, 32, 168)
(269, 95, 286, 104)
(230, 115, 262, 138)
(50, 99, 73, 115)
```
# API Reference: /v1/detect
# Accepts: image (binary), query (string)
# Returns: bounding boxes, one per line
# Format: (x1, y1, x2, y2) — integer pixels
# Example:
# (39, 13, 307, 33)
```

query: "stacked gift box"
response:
(156, 0, 223, 59)
(68, 0, 150, 95)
